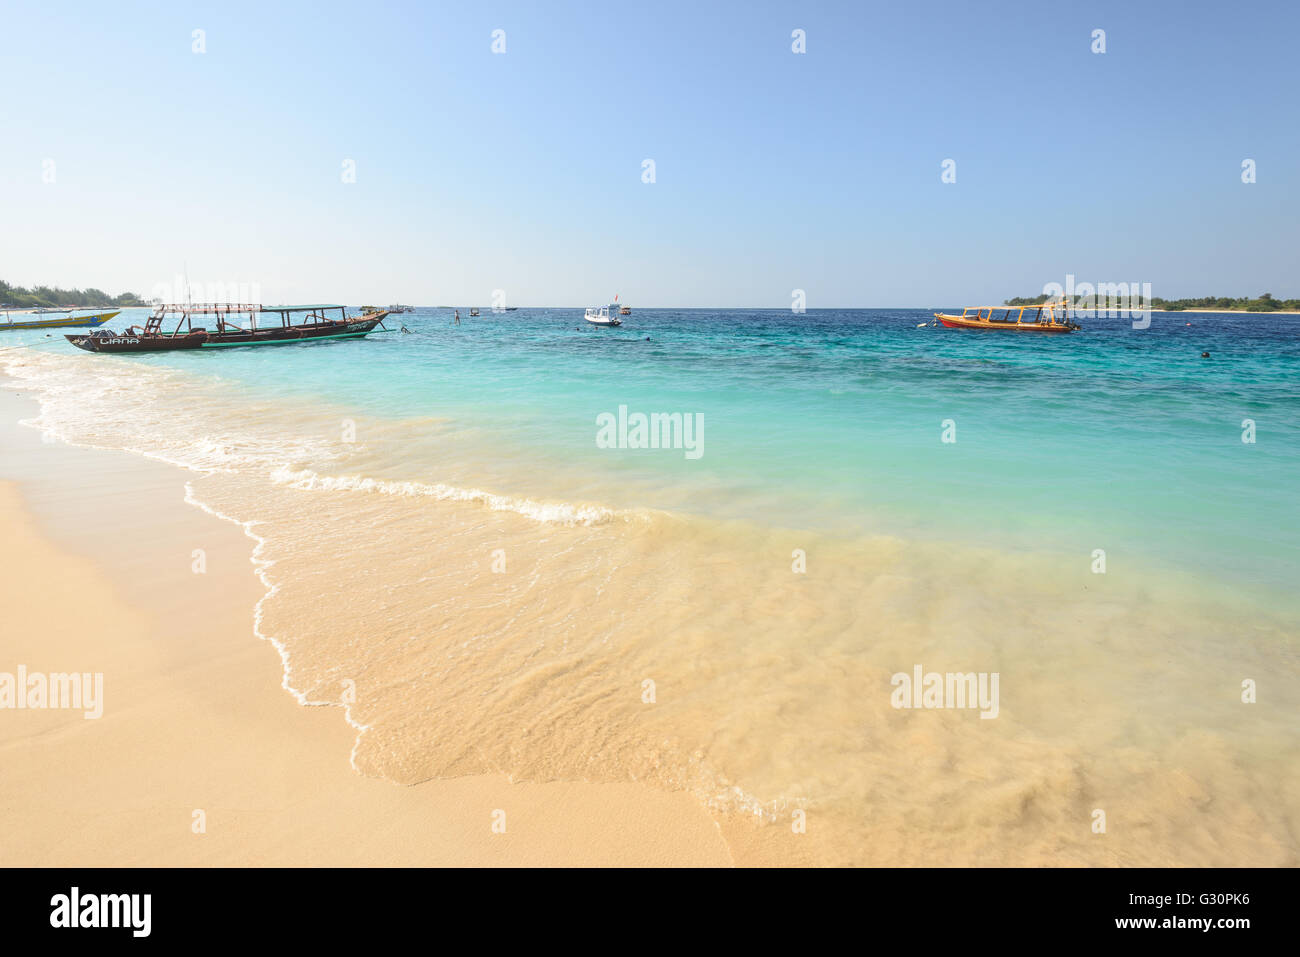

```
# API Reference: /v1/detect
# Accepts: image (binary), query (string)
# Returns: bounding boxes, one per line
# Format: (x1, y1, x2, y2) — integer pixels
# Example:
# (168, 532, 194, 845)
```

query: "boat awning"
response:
(259, 304, 345, 312)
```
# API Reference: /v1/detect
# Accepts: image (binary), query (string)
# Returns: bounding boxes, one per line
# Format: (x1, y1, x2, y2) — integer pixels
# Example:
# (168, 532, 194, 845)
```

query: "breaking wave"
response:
(268, 466, 621, 526)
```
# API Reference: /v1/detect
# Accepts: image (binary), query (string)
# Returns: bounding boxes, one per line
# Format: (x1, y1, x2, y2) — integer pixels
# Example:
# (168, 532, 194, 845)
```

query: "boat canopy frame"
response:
(143, 303, 354, 337)
(948, 298, 1074, 326)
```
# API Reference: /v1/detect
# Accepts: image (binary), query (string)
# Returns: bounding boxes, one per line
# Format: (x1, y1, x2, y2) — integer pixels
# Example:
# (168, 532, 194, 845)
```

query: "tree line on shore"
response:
(1004, 292, 1298, 312)
(0, 279, 147, 309)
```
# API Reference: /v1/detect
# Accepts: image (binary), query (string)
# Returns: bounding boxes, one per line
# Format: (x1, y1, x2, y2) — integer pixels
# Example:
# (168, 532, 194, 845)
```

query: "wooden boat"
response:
(65, 303, 387, 354)
(3, 310, 119, 331)
(934, 299, 1079, 333)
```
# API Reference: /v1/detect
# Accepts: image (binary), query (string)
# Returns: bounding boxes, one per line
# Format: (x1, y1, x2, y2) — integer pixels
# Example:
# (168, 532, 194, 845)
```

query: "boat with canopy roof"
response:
(933, 299, 1079, 333)
(65, 303, 388, 353)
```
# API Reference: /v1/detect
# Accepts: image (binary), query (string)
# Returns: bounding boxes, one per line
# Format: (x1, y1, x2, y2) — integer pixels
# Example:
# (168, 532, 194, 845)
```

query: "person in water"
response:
(453, 309, 460, 326)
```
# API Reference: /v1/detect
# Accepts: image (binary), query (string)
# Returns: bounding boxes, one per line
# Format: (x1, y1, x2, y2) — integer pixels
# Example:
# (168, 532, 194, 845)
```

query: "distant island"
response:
(0, 278, 147, 310)
(1004, 292, 1299, 313)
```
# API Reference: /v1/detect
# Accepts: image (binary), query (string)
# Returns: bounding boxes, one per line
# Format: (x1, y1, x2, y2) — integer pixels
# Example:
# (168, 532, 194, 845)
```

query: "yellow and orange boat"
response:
(934, 299, 1079, 334)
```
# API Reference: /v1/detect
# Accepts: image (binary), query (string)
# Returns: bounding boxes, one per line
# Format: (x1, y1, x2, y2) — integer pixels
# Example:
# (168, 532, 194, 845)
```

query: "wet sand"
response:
(0, 386, 731, 867)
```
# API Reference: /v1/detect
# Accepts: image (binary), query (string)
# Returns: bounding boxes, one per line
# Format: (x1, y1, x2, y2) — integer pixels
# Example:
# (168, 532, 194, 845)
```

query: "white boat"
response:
(584, 303, 622, 326)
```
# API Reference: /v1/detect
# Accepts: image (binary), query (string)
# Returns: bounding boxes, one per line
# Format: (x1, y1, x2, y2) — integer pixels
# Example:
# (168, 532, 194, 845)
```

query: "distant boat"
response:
(584, 303, 622, 327)
(619, 305, 631, 315)
(386, 304, 413, 313)
(934, 299, 1079, 334)
(469, 307, 480, 317)
(504, 307, 519, 312)
(2, 310, 119, 331)
(66, 303, 387, 353)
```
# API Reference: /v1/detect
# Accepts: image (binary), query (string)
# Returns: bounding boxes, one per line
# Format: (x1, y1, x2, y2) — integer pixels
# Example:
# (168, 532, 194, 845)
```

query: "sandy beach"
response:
(3, 319, 1297, 869)
(1150, 309, 1300, 315)
(0, 384, 732, 867)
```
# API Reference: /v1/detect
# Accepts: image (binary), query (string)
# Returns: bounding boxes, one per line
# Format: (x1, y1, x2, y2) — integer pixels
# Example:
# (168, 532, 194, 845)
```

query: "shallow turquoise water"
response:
(16, 306, 1300, 595)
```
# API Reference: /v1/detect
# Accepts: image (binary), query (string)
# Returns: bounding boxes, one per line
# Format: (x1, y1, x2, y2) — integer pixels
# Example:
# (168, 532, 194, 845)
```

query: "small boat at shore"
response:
(934, 299, 1079, 333)
(3, 310, 120, 331)
(66, 303, 387, 353)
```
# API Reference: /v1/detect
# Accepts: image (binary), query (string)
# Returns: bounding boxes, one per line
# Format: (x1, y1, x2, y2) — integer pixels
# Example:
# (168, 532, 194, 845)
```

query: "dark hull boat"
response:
(66, 303, 387, 354)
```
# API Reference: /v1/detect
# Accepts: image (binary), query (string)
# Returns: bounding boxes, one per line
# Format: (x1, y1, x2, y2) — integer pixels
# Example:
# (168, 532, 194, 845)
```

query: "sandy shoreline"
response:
(1149, 309, 1300, 315)
(0, 383, 733, 866)
(4, 347, 1294, 868)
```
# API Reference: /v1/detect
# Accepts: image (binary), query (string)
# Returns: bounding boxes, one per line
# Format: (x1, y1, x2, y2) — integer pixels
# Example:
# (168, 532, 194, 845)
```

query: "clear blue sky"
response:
(2, 0, 1296, 306)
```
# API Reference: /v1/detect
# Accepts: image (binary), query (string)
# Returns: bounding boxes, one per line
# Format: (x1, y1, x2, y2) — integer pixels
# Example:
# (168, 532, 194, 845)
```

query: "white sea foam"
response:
(182, 482, 374, 773)
(269, 465, 619, 526)
(1, 349, 347, 473)
(2, 349, 621, 529)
